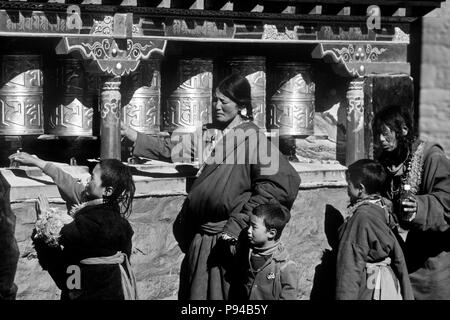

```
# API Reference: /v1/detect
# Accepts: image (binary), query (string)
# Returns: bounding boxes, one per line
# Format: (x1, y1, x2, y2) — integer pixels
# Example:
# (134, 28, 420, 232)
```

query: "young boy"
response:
(335, 159, 414, 300)
(230, 202, 298, 300)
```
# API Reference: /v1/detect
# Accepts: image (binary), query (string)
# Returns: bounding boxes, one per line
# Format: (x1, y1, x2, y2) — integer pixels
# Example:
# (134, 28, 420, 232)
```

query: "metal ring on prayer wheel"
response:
(0, 55, 44, 135)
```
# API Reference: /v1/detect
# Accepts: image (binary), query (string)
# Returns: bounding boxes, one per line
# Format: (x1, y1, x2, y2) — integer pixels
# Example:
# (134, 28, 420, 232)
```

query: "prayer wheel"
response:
(47, 58, 93, 136)
(225, 56, 266, 130)
(122, 58, 161, 134)
(345, 79, 365, 166)
(85, 71, 101, 136)
(164, 58, 213, 133)
(268, 63, 315, 136)
(0, 55, 44, 135)
(100, 77, 121, 160)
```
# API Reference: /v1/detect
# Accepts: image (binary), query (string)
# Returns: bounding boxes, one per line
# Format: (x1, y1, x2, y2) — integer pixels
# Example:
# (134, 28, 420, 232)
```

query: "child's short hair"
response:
(346, 159, 387, 195)
(253, 201, 291, 240)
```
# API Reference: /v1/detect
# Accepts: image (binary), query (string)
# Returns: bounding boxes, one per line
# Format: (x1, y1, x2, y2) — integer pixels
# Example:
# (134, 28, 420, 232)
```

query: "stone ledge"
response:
(0, 161, 347, 202)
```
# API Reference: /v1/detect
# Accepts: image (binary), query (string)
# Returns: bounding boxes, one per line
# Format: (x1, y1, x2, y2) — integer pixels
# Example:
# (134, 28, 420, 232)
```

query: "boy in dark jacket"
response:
(336, 159, 414, 300)
(230, 202, 298, 300)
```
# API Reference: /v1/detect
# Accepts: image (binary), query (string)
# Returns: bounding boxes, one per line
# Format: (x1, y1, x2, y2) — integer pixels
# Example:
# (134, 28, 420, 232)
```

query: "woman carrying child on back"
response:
(335, 159, 414, 300)
(9, 152, 137, 300)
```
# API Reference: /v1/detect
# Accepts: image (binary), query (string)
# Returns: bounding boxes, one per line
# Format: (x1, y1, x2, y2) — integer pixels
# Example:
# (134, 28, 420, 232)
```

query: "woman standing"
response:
(373, 106, 450, 299)
(122, 74, 301, 300)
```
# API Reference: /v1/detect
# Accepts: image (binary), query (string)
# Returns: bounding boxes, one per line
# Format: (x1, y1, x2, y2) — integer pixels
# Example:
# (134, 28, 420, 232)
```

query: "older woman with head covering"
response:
(122, 74, 301, 300)
(373, 106, 450, 300)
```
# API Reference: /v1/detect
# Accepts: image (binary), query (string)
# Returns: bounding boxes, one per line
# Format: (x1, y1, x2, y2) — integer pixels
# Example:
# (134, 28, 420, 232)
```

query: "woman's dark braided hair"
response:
(216, 73, 253, 121)
(99, 159, 135, 217)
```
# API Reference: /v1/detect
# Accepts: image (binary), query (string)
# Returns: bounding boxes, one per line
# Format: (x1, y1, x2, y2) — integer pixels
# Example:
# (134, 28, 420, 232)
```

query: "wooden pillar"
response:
(345, 78, 365, 166)
(100, 76, 121, 160)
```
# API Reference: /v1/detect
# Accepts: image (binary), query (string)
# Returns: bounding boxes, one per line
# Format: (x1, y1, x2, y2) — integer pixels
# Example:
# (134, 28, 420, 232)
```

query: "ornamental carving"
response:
(262, 25, 297, 40)
(346, 80, 364, 134)
(333, 44, 387, 63)
(58, 37, 167, 77)
(312, 43, 388, 77)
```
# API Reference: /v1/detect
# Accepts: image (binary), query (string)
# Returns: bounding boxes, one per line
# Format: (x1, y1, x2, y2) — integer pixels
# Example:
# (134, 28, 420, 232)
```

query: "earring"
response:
(240, 108, 247, 117)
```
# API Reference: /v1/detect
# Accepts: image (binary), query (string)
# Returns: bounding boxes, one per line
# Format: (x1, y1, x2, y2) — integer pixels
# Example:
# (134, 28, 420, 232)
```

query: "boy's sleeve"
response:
(279, 260, 298, 300)
(335, 215, 371, 300)
(335, 241, 368, 299)
(43, 163, 85, 206)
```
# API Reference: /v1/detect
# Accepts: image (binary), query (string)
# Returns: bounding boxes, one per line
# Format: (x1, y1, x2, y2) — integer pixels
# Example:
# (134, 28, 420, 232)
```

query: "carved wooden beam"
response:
(55, 12, 166, 76)
(312, 41, 409, 77)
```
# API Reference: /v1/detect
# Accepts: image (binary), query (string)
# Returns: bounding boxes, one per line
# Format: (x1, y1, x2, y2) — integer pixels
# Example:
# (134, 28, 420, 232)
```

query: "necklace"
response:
(400, 140, 425, 195)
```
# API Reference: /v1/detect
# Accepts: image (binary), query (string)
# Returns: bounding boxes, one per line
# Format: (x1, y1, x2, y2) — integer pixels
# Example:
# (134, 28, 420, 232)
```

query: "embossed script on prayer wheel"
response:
(122, 58, 161, 134)
(226, 56, 266, 130)
(0, 55, 44, 135)
(48, 58, 93, 136)
(268, 63, 315, 136)
(164, 58, 213, 133)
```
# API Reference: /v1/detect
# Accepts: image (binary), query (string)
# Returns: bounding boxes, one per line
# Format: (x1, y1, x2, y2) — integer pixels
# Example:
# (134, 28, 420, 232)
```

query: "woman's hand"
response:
(219, 233, 237, 256)
(121, 121, 138, 142)
(401, 195, 417, 222)
(8, 152, 46, 169)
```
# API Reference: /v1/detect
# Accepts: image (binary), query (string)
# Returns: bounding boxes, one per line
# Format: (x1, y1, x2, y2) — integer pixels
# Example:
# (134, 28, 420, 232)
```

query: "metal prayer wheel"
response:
(85, 71, 101, 108)
(47, 58, 93, 136)
(0, 55, 44, 135)
(226, 56, 266, 130)
(164, 58, 213, 133)
(268, 63, 315, 136)
(122, 58, 161, 134)
(345, 79, 365, 165)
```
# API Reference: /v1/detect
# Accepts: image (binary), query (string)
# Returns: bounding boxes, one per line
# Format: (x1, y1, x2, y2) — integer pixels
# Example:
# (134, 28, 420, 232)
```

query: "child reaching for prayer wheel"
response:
(10, 152, 137, 300)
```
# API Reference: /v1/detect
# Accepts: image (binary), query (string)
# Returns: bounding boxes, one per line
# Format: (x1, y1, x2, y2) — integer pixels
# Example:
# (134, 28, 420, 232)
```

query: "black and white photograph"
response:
(0, 0, 449, 314)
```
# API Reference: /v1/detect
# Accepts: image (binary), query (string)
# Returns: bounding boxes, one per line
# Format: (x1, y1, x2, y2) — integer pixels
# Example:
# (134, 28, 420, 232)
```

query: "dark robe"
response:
(35, 164, 134, 300)
(388, 142, 450, 300)
(133, 121, 301, 300)
(34, 203, 133, 300)
(336, 201, 414, 300)
(0, 176, 19, 300)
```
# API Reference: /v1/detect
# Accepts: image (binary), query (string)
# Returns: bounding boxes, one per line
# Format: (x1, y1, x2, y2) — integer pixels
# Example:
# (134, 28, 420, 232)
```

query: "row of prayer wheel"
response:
(0, 55, 317, 136)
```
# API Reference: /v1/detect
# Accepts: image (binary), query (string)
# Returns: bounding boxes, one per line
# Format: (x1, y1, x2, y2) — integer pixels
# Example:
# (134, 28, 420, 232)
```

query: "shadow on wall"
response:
(310, 204, 344, 300)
